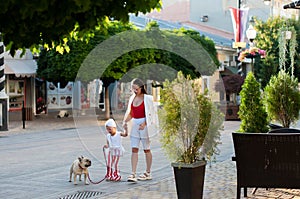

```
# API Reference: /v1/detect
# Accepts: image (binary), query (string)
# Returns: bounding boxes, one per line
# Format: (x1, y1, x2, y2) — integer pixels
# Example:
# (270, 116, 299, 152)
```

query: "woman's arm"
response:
(123, 113, 132, 123)
(123, 94, 134, 127)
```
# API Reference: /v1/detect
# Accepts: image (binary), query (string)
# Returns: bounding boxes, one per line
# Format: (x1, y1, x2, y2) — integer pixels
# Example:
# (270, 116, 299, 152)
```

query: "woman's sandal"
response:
(138, 172, 152, 181)
(127, 173, 137, 182)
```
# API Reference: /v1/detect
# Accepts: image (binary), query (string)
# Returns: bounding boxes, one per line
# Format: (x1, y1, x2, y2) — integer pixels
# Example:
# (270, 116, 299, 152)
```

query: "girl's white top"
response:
(107, 131, 125, 156)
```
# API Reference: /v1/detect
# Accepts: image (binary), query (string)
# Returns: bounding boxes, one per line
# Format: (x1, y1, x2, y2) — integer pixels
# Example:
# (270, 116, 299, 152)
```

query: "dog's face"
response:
(78, 156, 91, 168)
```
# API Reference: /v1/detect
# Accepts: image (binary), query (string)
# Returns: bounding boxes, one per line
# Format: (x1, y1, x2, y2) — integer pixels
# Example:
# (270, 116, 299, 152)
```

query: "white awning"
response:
(4, 60, 37, 77)
(3, 49, 37, 77)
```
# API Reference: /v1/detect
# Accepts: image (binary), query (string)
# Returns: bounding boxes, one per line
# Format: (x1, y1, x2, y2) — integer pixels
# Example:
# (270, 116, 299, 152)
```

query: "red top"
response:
(131, 101, 146, 119)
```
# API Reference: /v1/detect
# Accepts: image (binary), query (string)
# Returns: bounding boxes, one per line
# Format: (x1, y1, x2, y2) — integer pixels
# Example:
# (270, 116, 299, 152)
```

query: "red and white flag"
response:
(230, 7, 249, 42)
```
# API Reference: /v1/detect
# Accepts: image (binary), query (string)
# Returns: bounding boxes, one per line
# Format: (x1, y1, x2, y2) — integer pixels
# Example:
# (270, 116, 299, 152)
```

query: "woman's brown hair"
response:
(132, 78, 147, 94)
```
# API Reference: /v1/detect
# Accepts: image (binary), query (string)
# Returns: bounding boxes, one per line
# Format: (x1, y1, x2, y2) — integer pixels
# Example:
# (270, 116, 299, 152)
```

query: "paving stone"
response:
(2, 117, 300, 199)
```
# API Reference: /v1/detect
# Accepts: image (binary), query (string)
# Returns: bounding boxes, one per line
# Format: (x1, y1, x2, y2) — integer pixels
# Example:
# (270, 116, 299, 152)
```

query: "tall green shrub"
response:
(264, 70, 300, 128)
(159, 72, 223, 164)
(238, 72, 269, 133)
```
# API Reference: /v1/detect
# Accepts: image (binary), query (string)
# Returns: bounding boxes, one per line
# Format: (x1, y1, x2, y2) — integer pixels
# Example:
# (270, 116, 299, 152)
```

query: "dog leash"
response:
(87, 172, 106, 184)
(87, 147, 108, 184)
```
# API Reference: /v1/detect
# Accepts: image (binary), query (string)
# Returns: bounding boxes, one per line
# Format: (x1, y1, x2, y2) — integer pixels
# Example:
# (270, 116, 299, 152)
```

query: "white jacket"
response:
(124, 94, 159, 137)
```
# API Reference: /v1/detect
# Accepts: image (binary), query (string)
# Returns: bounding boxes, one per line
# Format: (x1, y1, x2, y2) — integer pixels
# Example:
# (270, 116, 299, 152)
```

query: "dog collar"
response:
(78, 164, 84, 170)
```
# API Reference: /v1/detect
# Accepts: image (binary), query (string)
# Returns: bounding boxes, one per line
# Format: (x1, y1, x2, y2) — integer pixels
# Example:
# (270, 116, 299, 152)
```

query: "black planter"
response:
(171, 160, 206, 199)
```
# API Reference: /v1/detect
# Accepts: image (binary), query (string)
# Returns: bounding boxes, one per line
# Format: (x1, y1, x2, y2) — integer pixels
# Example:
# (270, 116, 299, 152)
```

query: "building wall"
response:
(189, 0, 298, 33)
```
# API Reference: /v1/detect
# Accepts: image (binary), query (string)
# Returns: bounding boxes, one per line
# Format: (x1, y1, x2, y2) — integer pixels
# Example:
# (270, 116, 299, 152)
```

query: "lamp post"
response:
(246, 24, 257, 46)
(246, 24, 257, 72)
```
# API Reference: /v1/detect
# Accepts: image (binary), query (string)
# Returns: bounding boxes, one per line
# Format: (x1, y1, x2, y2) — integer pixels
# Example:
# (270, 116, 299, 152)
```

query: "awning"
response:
(4, 59, 37, 77)
(3, 49, 37, 77)
(283, 1, 300, 9)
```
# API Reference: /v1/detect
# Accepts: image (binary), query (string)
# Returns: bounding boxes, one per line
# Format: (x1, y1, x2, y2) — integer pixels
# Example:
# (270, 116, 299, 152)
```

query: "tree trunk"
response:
(104, 86, 110, 119)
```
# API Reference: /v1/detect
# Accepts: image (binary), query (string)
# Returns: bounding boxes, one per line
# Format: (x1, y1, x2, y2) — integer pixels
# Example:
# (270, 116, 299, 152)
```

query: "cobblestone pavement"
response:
(2, 113, 300, 199)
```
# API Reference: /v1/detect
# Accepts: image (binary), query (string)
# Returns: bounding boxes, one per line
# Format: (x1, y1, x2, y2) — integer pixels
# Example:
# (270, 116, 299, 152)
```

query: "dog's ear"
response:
(78, 156, 82, 162)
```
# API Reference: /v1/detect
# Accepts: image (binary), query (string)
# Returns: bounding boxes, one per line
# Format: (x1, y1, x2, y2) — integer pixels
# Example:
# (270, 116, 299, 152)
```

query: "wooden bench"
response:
(232, 132, 300, 199)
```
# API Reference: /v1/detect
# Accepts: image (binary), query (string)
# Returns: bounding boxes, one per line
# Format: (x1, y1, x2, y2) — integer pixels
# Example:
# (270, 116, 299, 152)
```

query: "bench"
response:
(232, 132, 300, 199)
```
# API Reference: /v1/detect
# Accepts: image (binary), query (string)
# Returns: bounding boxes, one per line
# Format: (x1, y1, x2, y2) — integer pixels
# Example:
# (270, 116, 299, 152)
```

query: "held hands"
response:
(122, 121, 128, 137)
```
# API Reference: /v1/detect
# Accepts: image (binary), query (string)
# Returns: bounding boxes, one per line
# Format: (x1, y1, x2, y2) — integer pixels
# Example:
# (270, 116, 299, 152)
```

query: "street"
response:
(0, 119, 174, 199)
(2, 117, 299, 199)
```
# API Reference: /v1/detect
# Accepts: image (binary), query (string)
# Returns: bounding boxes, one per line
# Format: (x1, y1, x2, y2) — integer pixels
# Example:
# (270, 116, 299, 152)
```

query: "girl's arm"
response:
(104, 139, 109, 148)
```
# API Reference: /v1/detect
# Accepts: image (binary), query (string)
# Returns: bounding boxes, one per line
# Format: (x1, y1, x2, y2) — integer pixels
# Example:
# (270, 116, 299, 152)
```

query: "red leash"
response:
(87, 147, 108, 184)
(87, 173, 106, 184)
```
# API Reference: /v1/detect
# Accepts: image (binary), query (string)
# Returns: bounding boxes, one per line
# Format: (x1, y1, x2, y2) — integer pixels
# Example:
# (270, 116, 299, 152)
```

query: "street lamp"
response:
(246, 24, 257, 46)
(246, 25, 257, 72)
(263, 0, 271, 6)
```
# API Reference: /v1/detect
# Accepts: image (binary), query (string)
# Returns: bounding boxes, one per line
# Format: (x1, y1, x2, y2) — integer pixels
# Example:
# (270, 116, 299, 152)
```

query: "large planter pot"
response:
(171, 160, 206, 199)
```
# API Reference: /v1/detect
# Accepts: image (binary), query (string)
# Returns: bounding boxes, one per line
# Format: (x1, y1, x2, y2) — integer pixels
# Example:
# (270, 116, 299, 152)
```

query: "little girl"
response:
(104, 118, 128, 181)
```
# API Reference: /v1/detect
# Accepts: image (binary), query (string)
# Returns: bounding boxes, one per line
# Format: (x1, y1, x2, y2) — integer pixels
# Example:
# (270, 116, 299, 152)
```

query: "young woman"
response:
(123, 78, 158, 182)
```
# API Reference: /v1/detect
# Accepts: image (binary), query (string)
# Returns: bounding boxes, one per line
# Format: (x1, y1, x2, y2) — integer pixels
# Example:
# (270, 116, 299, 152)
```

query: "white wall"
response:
(190, 0, 275, 33)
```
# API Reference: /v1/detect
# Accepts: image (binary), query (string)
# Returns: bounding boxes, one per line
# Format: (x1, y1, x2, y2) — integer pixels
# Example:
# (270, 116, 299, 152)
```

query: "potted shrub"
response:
(264, 70, 300, 128)
(238, 72, 269, 133)
(159, 72, 224, 199)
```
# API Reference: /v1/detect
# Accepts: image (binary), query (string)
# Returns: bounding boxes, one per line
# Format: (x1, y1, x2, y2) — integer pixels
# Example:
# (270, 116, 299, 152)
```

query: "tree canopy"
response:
(37, 20, 134, 86)
(38, 21, 220, 87)
(254, 17, 300, 88)
(0, 0, 161, 54)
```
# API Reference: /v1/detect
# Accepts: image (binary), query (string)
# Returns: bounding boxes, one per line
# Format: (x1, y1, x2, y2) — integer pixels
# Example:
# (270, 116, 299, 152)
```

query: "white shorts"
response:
(130, 118, 151, 150)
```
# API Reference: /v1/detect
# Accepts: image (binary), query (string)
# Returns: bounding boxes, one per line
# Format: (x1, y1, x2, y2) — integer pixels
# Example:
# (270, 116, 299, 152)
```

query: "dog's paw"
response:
(85, 182, 89, 185)
(69, 180, 71, 182)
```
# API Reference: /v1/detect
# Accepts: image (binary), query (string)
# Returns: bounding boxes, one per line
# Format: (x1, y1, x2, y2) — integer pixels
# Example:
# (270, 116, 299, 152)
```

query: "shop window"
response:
(9, 80, 24, 95)
(8, 80, 24, 109)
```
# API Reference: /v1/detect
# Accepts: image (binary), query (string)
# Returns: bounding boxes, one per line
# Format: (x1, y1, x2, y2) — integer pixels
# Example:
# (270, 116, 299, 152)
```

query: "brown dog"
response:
(69, 156, 91, 185)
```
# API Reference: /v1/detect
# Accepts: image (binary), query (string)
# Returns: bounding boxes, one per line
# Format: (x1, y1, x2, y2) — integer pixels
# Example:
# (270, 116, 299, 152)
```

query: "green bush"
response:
(238, 72, 269, 133)
(264, 70, 300, 128)
(159, 72, 223, 164)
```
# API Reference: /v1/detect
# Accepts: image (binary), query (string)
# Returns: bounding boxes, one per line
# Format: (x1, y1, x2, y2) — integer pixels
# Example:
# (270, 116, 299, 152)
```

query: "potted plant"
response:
(238, 72, 269, 133)
(159, 72, 224, 199)
(263, 28, 300, 129)
(237, 47, 266, 62)
(264, 70, 300, 128)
